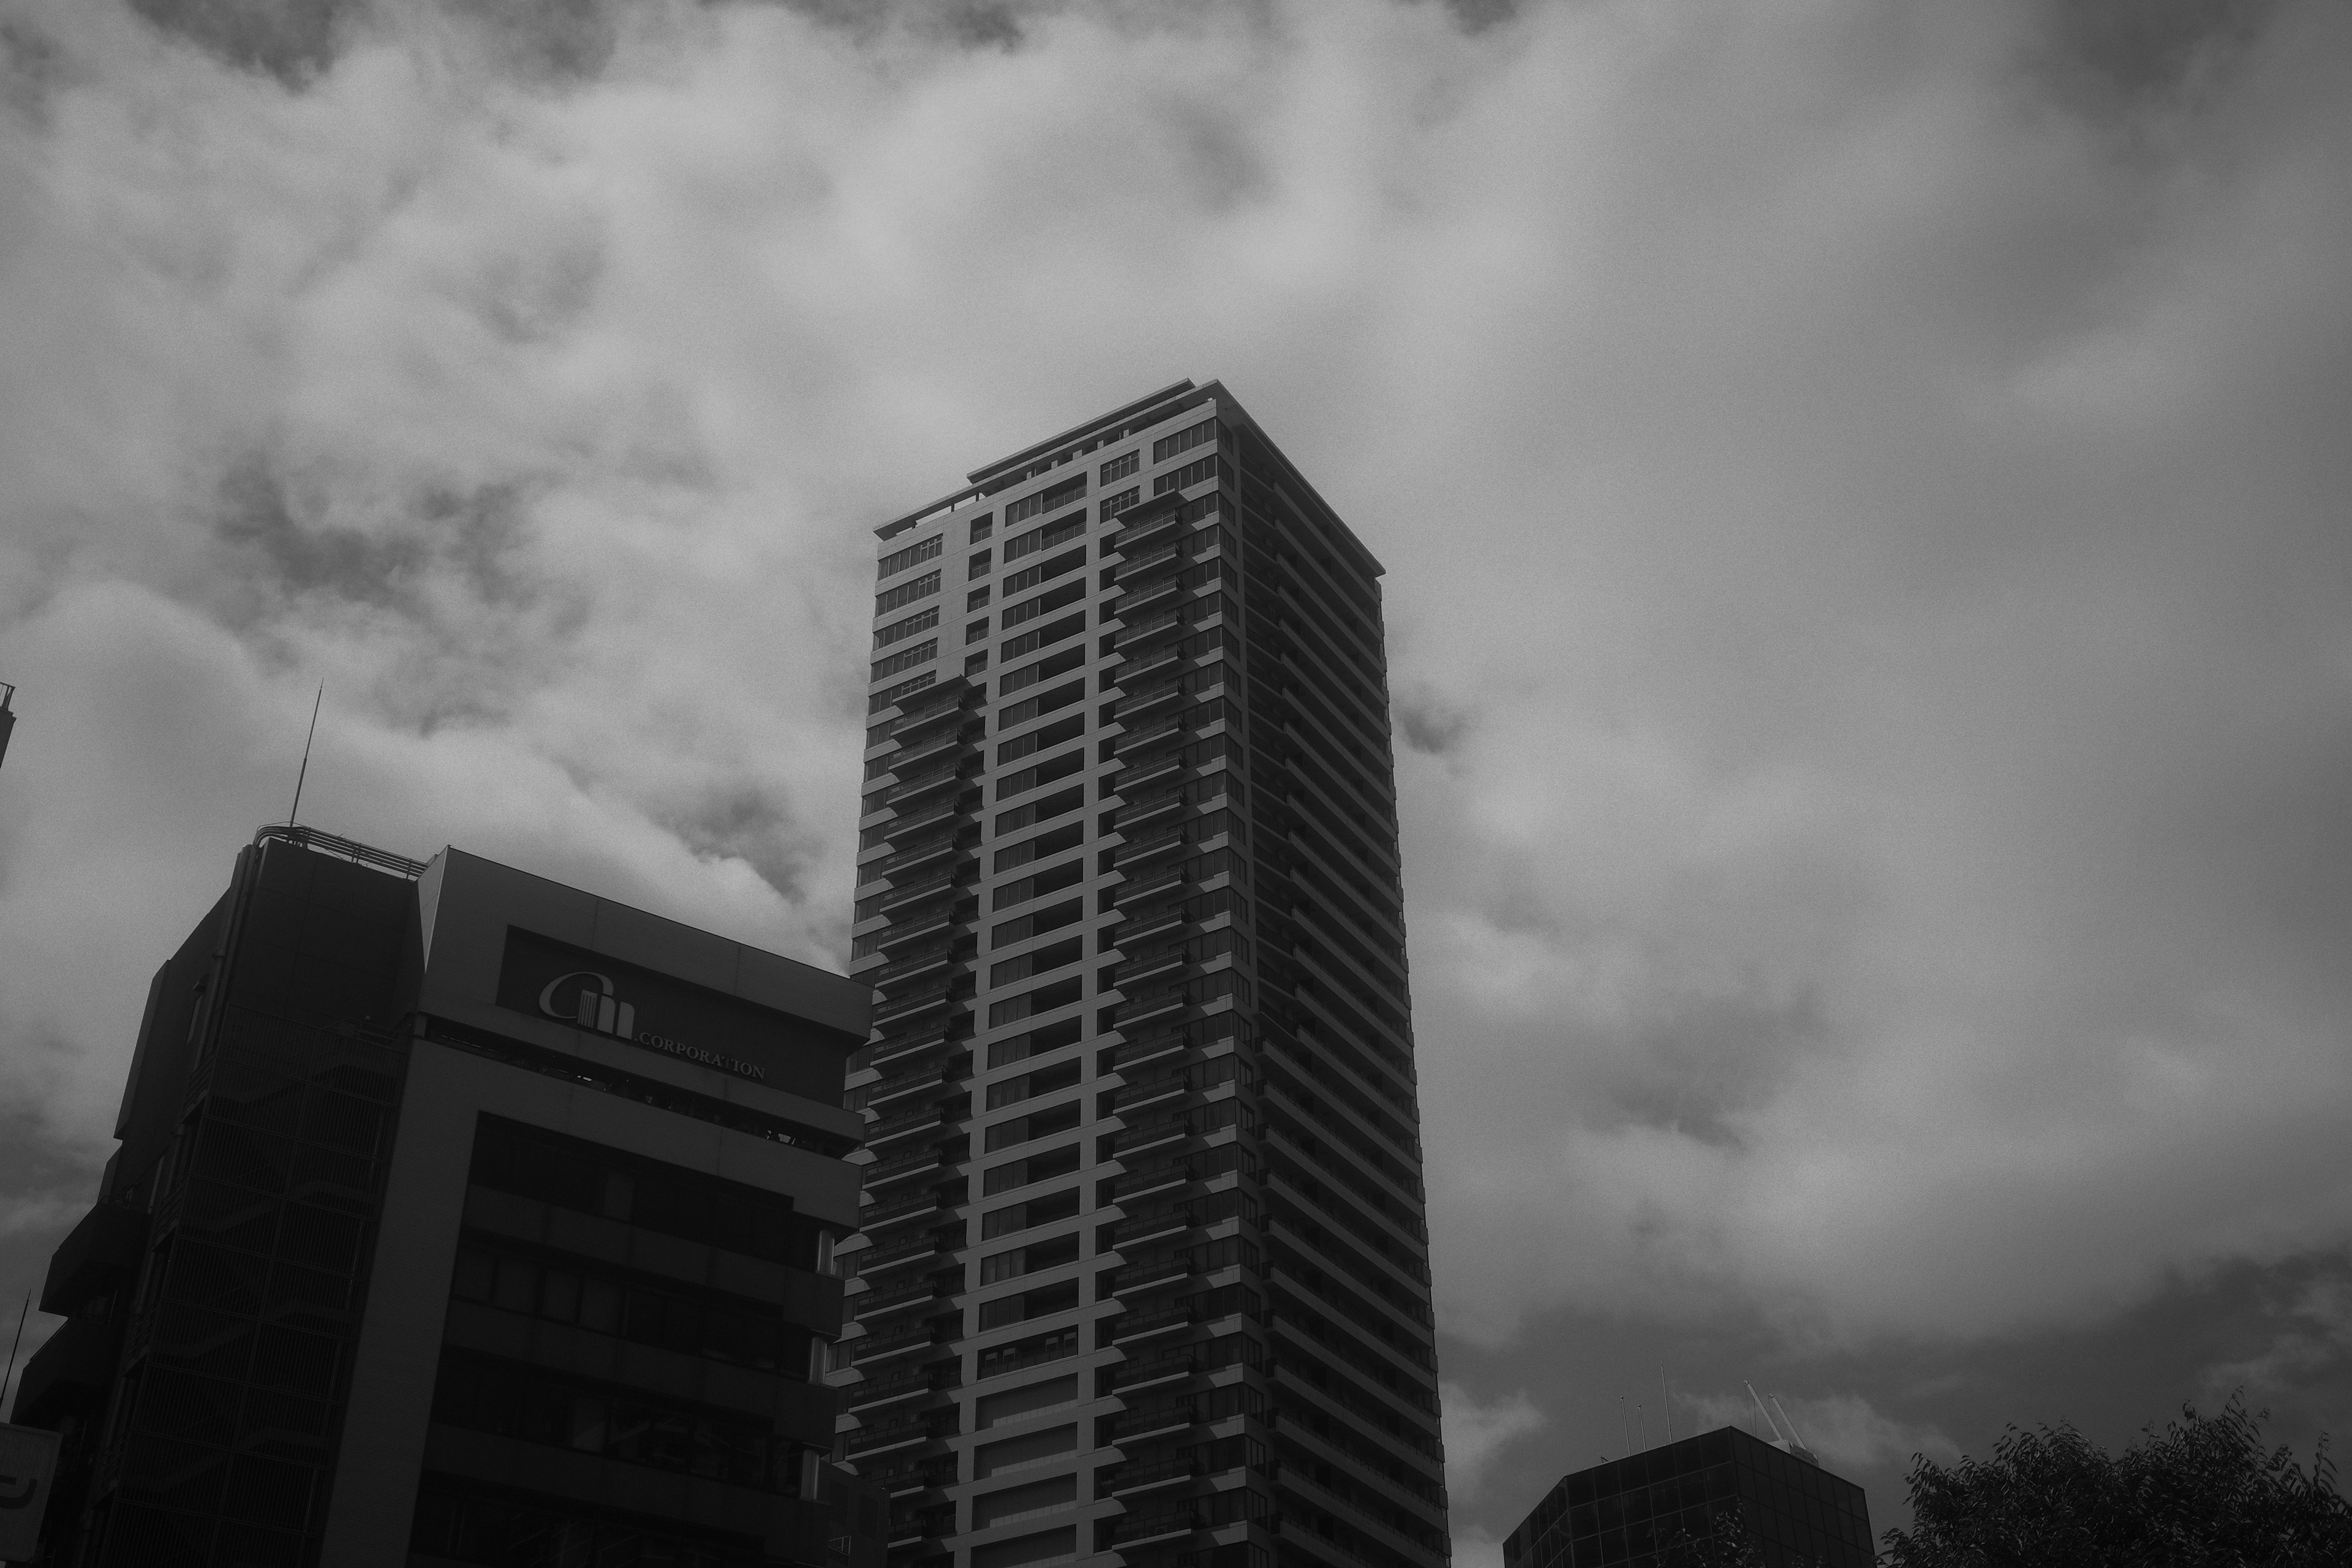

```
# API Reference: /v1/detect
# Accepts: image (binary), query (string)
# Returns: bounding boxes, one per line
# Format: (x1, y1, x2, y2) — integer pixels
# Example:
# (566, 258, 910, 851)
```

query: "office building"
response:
(10, 824, 871, 1568)
(839, 382, 1446, 1568)
(1502, 1427, 1874, 1568)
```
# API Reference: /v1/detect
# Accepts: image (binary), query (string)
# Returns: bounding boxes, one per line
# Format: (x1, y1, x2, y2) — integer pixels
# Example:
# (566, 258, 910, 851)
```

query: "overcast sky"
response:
(3, 0, 2349, 1550)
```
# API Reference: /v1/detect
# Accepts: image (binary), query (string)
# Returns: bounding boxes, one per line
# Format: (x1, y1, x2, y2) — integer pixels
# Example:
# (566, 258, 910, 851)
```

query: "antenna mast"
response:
(286, 682, 323, 826)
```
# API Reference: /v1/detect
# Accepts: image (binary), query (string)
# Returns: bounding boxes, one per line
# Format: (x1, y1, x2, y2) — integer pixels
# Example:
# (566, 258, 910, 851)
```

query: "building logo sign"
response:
(497, 931, 808, 1085)
(532, 967, 769, 1082)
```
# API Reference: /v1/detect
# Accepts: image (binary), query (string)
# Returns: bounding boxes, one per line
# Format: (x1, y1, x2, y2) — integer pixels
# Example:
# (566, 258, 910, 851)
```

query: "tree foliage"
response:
(1880, 1395, 2352, 1567)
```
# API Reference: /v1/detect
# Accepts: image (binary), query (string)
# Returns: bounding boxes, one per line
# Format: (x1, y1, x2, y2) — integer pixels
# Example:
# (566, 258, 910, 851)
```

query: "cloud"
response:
(0, 0, 2344, 1490)
(1678, 1389, 1961, 1474)
(1444, 1382, 1550, 1503)
(2202, 1270, 2352, 1404)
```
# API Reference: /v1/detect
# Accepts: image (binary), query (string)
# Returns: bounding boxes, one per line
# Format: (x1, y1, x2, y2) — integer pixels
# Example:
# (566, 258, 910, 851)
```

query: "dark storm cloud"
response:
(2, 0, 2348, 1554)
(128, 0, 360, 86)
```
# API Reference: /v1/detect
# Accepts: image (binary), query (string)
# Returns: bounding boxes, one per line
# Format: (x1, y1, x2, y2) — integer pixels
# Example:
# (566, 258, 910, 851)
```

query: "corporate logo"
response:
(537, 968, 770, 1083)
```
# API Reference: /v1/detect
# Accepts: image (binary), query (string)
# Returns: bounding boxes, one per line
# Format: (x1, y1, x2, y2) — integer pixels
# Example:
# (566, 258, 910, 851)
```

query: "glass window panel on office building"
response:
(839, 381, 1442, 1568)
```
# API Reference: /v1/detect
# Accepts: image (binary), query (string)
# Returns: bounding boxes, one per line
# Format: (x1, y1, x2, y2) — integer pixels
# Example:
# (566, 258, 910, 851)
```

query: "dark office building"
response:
(9, 824, 873, 1568)
(1502, 1427, 1874, 1568)
(837, 382, 1446, 1568)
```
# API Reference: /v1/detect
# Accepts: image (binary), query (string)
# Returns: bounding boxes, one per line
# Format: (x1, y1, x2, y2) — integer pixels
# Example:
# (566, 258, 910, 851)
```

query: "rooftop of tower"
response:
(872, 379, 1385, 579)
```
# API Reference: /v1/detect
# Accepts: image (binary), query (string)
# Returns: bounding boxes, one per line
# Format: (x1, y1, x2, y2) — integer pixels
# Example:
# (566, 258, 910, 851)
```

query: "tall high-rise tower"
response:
(838, 383, 1447, 1568)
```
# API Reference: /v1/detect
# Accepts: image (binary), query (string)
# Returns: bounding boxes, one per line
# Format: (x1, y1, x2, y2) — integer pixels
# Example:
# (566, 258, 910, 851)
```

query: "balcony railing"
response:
(850, 1231, 946, 1278)
(1115, 644, 1185, 685)
(862, 1145, 954, 1191)
(847, 1366, 953, 1411)
(1102, 1453, 1203, 1496)
(1109, 1256, 1197, 1297)
(1108, 1302, 1196, 1344)
(871, 945, 954, 987)
(865, 835, 971, 882)
(859, 1189, 946, 1230)
(854, 1280, 947, 1321)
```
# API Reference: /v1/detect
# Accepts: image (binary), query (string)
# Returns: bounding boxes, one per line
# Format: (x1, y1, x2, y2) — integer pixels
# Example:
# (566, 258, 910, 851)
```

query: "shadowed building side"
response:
(10, 824, 878, 1568)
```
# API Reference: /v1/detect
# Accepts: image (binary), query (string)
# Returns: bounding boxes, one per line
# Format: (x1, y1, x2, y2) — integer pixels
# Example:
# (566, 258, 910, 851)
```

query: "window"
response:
(982, 1186, 1081, 1240)
(971, 514, 995, 542)
(1152, 418, 1217, 463)
(1003, 547, 1087, 598)
(469, 1117, 819, 1268)
(983, 1141, 1080, 1195)
(976, 1329, 1079, 1382)
(872, 640, 937, 682)
(1100, 486, 1140, 519)
(875, 605, 940, 649)
(994, 745, 1085, 801)
(999, 612, 1085, 664)
(986, 1057, 1082, 1112)
(993, 786, 1084, 838)
(989, 938, 1082, 990)
(1001, 644, 1085, 698)
(983, 1096, 1081, 1153)
(967, 618, 990, 644)
(878, 534, 943, 581)
(970, 548, 993, 579)
(1101, 451, 1139, 483)
(1153, 454, 1220, 496)
(995, 821, 1084, 873)
(869, 669, 936, 715)
(449, 1241, 810, 1374)
(1002, 578, 1086, 633)
(1005, 513, 1088, 564)
(978, 1231, 1080, 1286)
(986, 1017, 1083, 1071)
(968, 586, 992, 611)
(998, 680, 1084, 733)
(990, 896, 1083, 950)
(1006, 475, 1086, 528)
(989, 975, 1083, 1028)
(977, 1277, 1080, 1330)
(991, 856, 1085, 914)
(967, 651, 990, 675)
(876, 570, 941, 615)
(429, 1349, 794, 1493)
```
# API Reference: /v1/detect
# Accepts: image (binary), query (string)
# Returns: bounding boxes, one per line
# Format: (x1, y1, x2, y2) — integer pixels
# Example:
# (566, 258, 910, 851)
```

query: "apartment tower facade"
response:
(839, 383, 1446, 1568)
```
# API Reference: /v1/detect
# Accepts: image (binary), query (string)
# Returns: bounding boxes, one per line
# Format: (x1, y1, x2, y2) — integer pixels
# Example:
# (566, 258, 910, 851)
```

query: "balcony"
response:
(850, 1231, 948, 1279)
(860, 1188, 946, 1231)
(864, 1103, 948, 1151)
(1112, 682, 1188, 729)
(847, 1414, 951, 1459)
(1110, 1349, 1200, 1393)
(891, 694, 973, 742)
(872, 981, 960, 1030)
(885, 765, 974, 810)
(851, 1322, 952, 1367)
(1109, 1256, 1197, 1298)
(1104, 1453, 1204, 1498)
(883, 795, 975, 841)
(876, 908, 968, 956)
(1112, 826, 1191, 870)
(1112, 1404, 1205, 1447)
(872, 945, 956, 990)
(866, 835, 971, 883)
(870, 1458, 958, 1498)
(1110, 1207, 1196, 1251)
(873, 869, 968, 914)
(1111, 947, 1190, 991)
(1109, 1031, 1197, 1074)
(1108, 1303, 1197, 1345)
(1113, 752, 1191, 797)
(1109, 1161, 1197, 1205)
(847, 1367, 954, 1413)
(862, 1144, 955, 1193)
(867, 1052, 968, 1113)
(1114, 790, 1189, 834)
(1114, 603, 1189, 649)
(1117, 714, 1199, 760)
(1112, 510, 1187, 556)
(1115, 644, 1185, 686)
(1116, 541, 1185, 582)
(1111, 863, 1193, 908)
(1117, 989, 1194, 1030)
(854, 1275, 946, 1317)
(890, 728, 977, 777)
(1110, 1071, 1196, 1116)
(1107, 1506, 1210, 1548)
(1112, 1118, 1195, 1162)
